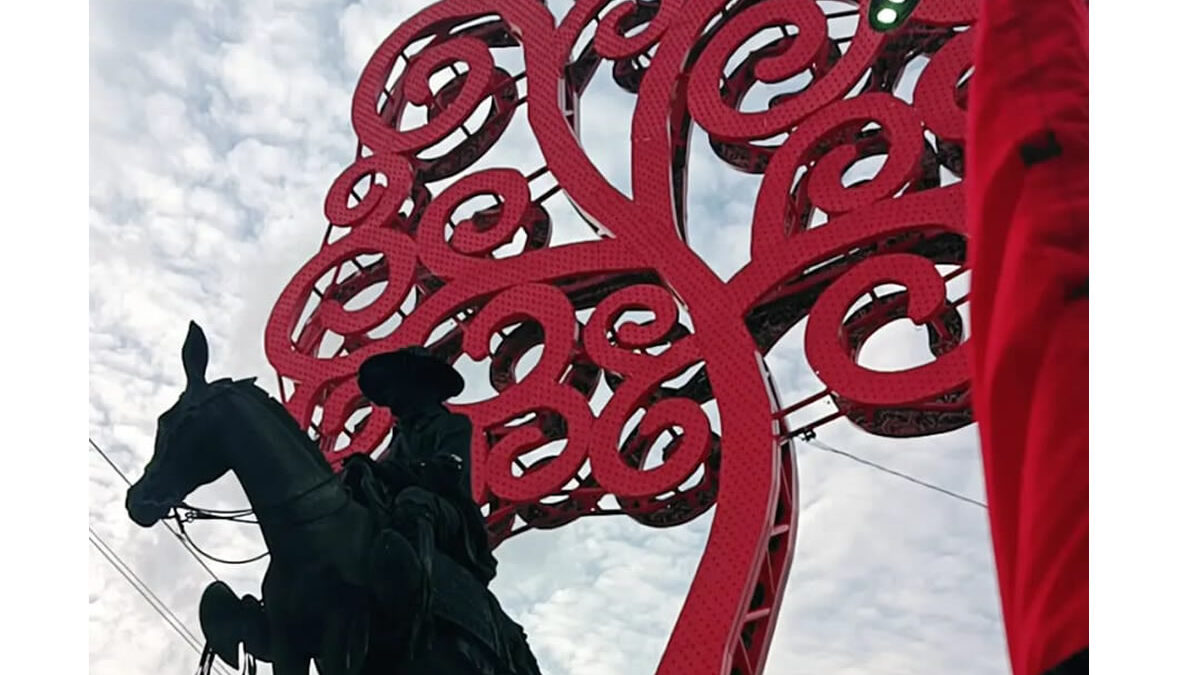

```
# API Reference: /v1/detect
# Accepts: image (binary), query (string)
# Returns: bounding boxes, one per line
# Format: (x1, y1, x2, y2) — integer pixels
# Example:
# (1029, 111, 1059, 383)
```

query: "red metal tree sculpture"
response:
(265, 1, 977, 673)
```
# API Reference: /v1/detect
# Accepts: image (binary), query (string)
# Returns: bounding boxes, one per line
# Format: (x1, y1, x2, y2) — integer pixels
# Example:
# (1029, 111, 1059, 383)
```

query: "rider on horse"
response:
(346, 346, 498, 587)
(344, 347, 544, 672)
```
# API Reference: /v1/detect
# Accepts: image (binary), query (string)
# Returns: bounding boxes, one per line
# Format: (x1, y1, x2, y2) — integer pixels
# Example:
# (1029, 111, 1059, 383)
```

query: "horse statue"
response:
(124, 322, 541, 675)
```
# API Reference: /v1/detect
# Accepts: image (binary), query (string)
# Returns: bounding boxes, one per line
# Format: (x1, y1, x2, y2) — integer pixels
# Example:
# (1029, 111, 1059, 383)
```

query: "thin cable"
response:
(90, 536, 204, 655)
(89, 527, 236, 675)
(89, 526, 204, 652)
(90, 437, 132, 487)
(803, 438, 988, 509)
(89, 437, 224, 582)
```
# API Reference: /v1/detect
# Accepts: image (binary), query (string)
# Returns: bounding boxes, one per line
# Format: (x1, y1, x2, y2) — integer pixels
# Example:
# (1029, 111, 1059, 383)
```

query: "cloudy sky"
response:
(89, 1, 1007, 674)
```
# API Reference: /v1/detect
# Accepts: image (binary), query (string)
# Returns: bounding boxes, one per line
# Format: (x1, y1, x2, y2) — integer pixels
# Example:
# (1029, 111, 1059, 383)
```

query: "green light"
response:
(868, 0, 921, 32)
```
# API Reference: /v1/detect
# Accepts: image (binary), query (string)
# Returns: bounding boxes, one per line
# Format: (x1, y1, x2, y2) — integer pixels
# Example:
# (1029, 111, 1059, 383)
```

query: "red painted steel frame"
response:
(265, 2, 978, 673)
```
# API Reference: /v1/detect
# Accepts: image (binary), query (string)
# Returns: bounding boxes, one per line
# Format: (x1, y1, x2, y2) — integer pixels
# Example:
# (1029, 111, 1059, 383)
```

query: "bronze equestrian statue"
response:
(345, 346, 499, 588)
(124, 322, 540, 675)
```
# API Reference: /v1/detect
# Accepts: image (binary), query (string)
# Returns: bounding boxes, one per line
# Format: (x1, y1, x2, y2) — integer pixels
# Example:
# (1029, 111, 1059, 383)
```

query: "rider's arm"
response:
(431, 413, 474, 499)
(375, 431, 421, 488)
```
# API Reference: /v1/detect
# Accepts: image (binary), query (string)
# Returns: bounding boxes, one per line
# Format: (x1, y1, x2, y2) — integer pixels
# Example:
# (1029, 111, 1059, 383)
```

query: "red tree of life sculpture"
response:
(265, 1, 977, 673)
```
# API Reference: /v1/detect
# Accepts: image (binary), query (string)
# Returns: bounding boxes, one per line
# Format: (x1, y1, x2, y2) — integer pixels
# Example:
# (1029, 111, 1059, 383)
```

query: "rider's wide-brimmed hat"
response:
(357, 346, 465, 407)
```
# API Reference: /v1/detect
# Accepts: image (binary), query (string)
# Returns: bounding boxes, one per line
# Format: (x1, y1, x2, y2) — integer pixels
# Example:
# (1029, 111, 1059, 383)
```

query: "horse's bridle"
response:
(148, 380, 350, 565)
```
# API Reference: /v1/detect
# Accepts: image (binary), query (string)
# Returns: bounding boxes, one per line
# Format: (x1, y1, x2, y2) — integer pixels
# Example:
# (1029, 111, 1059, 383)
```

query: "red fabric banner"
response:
(966, 1, 1089, 673)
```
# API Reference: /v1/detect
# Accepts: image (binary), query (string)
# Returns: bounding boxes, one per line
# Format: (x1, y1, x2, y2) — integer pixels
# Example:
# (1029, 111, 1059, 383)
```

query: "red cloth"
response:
(965, 1, 1089, 674)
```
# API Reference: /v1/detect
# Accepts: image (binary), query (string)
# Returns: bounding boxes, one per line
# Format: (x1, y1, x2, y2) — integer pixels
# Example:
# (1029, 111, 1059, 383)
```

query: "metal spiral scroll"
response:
(264, 1, 978, 673)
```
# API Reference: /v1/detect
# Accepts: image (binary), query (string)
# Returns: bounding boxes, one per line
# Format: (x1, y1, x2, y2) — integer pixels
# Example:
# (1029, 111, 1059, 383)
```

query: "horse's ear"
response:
(182, 321, 209, 390)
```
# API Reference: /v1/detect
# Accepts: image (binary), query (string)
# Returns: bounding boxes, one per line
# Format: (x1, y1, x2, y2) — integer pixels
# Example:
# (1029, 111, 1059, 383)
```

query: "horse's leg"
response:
(367, 528, 423, 604)
(405, 518, 435, 654)
(388, 488, 443, 653)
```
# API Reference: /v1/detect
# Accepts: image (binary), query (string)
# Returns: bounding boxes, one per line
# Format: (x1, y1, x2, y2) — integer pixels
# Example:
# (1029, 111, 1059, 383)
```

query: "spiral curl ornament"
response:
(265, 1, 980, 673)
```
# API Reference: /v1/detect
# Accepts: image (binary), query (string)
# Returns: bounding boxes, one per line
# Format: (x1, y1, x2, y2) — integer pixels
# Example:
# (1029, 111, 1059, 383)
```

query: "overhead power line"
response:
(89, 525, 204, 653)
(91, 437, 134, 487)
(89, 526, 235, 675)
(802, 438, 988, 509)
(89, 437, 222, 583)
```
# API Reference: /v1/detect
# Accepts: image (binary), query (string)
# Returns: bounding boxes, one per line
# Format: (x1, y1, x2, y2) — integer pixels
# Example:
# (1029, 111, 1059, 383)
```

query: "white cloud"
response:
(90, 2, 1005, 674)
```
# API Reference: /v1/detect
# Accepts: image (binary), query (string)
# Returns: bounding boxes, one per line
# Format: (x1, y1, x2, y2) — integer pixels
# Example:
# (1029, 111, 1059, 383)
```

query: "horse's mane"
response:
(220, 377, 332, 471)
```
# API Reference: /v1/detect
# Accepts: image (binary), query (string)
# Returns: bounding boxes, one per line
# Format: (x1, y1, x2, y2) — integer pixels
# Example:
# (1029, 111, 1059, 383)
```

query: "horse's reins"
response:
(168, 473, 346, 566)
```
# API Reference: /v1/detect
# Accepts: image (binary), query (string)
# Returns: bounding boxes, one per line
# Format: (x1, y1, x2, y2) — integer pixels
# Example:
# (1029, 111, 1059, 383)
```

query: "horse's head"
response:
(126, 322, 232, 527)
